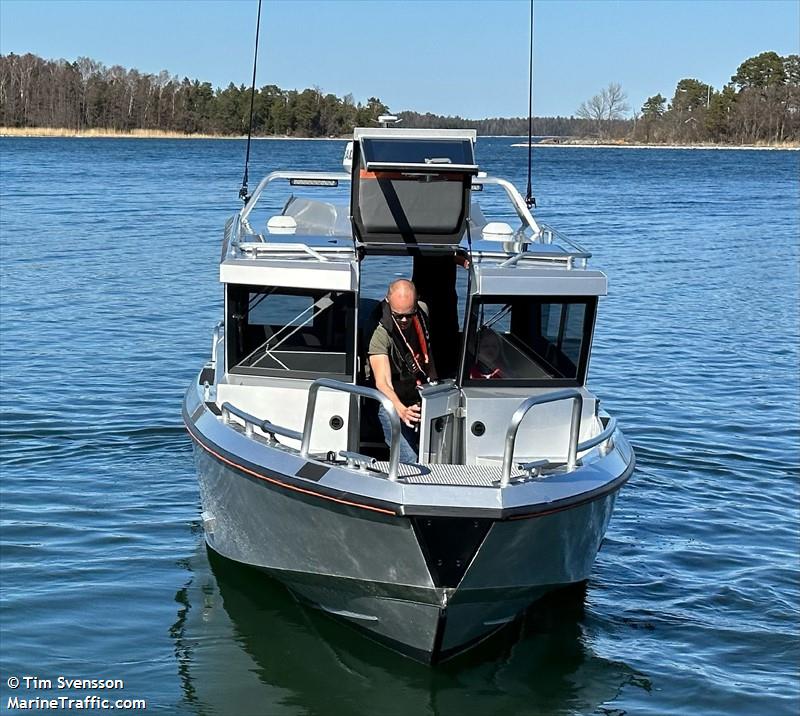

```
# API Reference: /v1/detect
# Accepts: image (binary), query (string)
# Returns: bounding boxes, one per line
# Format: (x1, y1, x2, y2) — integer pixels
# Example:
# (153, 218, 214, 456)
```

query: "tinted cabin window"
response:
(361, 138, 474, 166)
(463, 296, 596, 386)
(227, 285, 354, 379)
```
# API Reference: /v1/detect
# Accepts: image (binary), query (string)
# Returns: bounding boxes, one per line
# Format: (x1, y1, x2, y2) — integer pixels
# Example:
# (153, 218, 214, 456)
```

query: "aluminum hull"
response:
(186, 390, 632, 663)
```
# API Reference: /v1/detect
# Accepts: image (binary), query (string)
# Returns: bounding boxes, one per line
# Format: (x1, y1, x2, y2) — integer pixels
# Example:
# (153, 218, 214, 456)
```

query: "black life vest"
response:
(378, 300, 438, 406)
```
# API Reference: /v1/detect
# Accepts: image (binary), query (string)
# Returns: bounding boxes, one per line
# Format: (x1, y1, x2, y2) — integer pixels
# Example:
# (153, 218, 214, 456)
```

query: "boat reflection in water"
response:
(170, 545, 651, 716)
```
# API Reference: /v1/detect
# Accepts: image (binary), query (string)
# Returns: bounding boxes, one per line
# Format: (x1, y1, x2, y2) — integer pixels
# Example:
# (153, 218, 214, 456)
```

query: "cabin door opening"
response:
(354, 252, 470, 462)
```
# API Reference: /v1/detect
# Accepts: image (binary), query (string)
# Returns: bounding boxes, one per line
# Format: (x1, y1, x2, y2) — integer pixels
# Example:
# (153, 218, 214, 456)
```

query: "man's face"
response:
(388, 287, 416, 326)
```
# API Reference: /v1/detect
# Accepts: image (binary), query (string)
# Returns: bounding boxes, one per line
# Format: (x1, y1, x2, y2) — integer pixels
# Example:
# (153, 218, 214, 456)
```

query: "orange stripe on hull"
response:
(186, 425, 398, 516)
(359, 169, 464, 181)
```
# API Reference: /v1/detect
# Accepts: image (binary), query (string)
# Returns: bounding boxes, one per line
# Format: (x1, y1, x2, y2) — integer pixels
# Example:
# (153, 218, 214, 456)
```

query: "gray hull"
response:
(191, 434, 623, 662)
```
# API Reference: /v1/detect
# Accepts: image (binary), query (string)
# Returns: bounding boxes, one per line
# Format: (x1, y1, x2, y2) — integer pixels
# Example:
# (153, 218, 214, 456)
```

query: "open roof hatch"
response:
(350, 128, 478, 252)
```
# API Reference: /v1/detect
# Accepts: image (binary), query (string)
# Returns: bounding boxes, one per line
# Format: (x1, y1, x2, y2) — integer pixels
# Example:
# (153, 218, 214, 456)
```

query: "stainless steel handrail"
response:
(221, 402, 303, 443)
(576, 415, 617, 455)
(539, 223, 591, 257)
(221, 214, 239, 262)
(234, 242, 354, 261)
(240, 171, 351, 222)
(474, 250, 586, 270)
(476, 175, 542, 237)
(301, 378, 402, 482)
(241, 170, 541, 241)
(501, 389, 584, 487)
(497, 249, 590, 269)
(261, 420, 303, 443)
(211, 321, 223, 364)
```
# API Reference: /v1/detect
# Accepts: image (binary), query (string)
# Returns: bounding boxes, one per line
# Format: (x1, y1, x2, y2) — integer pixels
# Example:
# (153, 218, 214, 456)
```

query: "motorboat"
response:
(183, 127, 634, 663)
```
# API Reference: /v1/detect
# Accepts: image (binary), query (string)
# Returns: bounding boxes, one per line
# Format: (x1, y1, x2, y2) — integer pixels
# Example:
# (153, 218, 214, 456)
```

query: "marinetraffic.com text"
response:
(5, 675, 147, 710)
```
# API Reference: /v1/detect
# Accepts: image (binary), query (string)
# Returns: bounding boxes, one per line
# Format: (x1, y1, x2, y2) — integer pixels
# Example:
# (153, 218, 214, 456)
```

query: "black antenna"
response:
(239, 0, 263, 204)
(525, 0, 536, 209)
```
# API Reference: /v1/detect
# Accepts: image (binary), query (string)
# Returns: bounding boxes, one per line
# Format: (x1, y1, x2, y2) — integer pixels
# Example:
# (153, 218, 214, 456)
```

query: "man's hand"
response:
(370, 353, 420, 427)
(397, 403, 421, 428)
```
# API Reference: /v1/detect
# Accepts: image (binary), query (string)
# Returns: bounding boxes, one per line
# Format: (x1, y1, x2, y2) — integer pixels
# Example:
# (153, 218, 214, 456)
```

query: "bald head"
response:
(387, 279, 417, 314)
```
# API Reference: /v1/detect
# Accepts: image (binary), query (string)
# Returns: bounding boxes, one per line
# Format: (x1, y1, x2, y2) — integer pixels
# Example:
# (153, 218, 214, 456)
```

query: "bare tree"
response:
(577, 92, 606, 133)
(604, 82, 629, 119)
(577, 83, 630, 138)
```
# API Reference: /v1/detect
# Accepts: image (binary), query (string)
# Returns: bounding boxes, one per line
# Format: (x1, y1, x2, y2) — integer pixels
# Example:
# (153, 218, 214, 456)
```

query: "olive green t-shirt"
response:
(368, 323, 394, 360)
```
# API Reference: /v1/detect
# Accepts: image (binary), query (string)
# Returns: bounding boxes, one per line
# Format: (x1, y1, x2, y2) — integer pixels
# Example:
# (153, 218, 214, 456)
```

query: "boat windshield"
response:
(462, 295, 597, 387)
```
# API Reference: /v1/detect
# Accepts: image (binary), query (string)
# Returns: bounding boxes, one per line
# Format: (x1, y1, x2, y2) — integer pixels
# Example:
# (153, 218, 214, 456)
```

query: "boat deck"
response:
(372, 460, 569, 486)
(374, 461, 503, 486)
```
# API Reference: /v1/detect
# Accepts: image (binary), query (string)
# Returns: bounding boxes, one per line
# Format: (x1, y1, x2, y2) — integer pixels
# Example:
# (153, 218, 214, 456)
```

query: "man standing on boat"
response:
(368, 279, 437, 462)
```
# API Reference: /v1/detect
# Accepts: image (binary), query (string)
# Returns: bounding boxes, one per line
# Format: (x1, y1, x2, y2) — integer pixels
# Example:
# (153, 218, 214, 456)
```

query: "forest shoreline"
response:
(2, 126, 798, 150)
(0, 127, 342, 140)
(513, 140, 800, 150)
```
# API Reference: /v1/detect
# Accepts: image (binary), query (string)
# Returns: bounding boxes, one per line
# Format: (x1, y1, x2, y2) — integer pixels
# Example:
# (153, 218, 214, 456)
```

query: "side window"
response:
(248, 292, 313, 328)
(541, 303, 562, 344)
(227, 285, 354, 379)
(482, 303, 512, 335)
(463, 296, 595, 386)
(561, 303, 586, 367)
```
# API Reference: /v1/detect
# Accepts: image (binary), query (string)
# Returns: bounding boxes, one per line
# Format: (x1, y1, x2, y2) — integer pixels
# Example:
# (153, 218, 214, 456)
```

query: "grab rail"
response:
(240, 170, 544, 243)
(301, 378, 402, 482)
(221, 402, 303, 443)
(240, 171, 351, 222)
(539, 223, 591, 257)
(501, 389, 583, 487)
(211, 321, 223, 364)
(475, 175, 542, 237)
(222, 391, 614, 486)
(576, 414, 617, 455)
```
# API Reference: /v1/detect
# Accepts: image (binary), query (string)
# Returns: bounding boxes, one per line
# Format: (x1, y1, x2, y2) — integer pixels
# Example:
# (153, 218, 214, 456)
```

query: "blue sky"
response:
(1, 0, 798, 118)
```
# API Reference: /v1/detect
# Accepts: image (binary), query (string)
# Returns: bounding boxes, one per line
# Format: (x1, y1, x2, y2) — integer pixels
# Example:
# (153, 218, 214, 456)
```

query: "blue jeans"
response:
(377, 404, 419, 464)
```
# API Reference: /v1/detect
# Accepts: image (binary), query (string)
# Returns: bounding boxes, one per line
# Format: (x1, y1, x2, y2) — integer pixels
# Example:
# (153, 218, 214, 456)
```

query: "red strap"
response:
(412, 315, 429, 366)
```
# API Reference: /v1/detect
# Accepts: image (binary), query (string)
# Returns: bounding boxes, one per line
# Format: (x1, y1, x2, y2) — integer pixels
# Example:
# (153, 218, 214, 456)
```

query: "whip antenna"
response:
(525, 0, 536, 209)
(239, 0, 263, 203)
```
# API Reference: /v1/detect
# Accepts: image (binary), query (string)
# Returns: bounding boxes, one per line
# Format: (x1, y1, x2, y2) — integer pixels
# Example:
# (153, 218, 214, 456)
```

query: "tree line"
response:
(635, 51, 799, 144)
(572, 52, 799, 144)
(0, 51, 613, 138)
(396, 110, 603, 138)
(402, 52, 799, 145)
(1, 51, 797, 144)
(0, 53, 389, 136)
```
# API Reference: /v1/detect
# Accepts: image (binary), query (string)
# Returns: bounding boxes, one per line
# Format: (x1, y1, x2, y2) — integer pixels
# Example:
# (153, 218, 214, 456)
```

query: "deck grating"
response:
(373, 461, 519, 486)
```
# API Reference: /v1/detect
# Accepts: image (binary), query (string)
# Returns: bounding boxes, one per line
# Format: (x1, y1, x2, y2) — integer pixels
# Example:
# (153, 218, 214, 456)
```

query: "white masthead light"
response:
(377, 115, 402, 127)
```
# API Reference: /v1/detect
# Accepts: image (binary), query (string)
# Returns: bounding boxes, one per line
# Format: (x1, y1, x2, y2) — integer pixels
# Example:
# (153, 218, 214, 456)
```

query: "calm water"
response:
(1, 137, 798, 715)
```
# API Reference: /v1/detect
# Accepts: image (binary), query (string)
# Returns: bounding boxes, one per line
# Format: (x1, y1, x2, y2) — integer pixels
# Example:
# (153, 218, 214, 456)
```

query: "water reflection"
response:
(171, 543, 649, 716)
